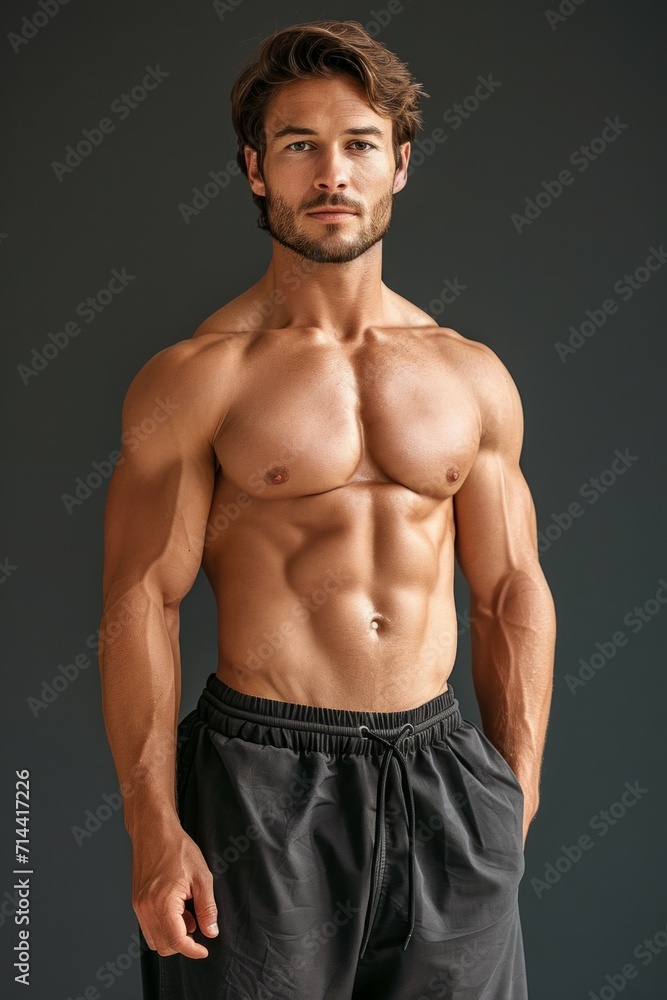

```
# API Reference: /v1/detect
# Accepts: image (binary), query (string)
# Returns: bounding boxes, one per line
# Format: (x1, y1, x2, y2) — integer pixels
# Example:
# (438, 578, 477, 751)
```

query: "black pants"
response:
(139, 673, 528, 999)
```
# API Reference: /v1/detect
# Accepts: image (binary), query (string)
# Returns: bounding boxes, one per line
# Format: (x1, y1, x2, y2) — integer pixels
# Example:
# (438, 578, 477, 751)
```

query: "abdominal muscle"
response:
(201, 479, 458, 712)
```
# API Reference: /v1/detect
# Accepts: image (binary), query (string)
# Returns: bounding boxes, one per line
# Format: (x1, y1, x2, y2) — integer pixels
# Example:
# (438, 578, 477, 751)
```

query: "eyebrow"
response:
(271, 125, 386, 141)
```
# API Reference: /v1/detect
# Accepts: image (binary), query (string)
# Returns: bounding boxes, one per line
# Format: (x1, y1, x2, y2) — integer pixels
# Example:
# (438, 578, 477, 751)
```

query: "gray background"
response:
(2, 0, 666, 997)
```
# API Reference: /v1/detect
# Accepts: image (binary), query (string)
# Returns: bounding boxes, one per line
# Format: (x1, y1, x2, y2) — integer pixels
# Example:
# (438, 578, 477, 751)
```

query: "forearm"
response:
(470, 568, 556, 809)
(98, 584, 182, 840)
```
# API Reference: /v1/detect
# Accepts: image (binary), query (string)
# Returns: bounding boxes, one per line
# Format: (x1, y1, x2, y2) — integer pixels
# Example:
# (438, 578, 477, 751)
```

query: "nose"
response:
(313, 146, 350, 192)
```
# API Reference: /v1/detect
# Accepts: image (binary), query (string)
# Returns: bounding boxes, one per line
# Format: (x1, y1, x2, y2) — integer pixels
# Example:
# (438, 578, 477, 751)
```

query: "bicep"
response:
(453, 446, 538, 602)
(453, 348, 539, 603)
(102, 351, 216, 610)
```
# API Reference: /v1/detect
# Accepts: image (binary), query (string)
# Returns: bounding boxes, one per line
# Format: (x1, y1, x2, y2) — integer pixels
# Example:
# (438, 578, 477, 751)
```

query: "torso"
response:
(193, 293, 486, 710)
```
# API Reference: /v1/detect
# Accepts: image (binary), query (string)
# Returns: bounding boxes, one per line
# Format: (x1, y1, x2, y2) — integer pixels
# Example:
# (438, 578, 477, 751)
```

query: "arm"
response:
(453, 344, 556, 843)
(99, 339, 223, 957)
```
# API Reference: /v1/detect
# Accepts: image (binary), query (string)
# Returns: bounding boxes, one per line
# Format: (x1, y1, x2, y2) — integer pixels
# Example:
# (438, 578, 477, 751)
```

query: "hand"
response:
(131, 817, 219, 959)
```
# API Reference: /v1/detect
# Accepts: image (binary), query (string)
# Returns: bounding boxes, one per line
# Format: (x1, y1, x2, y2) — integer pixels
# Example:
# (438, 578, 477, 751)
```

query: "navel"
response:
(264, 465, 290, 485)
(370, 614, 388, 632)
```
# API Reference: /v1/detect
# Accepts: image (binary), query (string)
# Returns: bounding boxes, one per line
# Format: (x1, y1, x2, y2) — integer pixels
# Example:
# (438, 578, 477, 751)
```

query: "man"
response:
(99, 19, 556, 1000)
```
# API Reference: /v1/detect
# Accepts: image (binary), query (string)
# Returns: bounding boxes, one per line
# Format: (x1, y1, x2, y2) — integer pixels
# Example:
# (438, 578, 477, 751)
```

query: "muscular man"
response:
(99, 19, 556, 1000)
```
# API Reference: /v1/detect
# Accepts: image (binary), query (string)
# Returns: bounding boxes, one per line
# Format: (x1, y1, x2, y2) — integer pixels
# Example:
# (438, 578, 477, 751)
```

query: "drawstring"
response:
(357, 721, 416, 959)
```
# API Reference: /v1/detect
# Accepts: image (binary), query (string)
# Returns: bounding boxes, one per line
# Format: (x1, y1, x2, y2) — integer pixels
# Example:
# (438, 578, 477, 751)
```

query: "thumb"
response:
(192, 871, 219, 938)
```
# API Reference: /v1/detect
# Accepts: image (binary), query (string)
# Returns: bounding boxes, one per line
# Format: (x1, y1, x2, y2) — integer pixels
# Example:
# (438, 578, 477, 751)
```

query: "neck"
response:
(252, 238, 389, 338)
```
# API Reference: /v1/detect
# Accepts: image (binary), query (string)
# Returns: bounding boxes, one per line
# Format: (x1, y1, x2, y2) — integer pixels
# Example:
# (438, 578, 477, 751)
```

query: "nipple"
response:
(264, 465, 290, 485)
(446, 465, 460, 483)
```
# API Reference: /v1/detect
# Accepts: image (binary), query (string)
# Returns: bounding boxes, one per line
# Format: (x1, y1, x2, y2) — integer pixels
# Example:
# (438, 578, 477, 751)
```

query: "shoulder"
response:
(400, 318, 521, 408)
(125, 333, 237, 396)
(121, 333, 242, 447)
(421, 324, 505, 375)
(447, 328, 518, 386)
(190, 290, 262, 339)
(386, 289, 500, 366)
(431, 327, 524, 449)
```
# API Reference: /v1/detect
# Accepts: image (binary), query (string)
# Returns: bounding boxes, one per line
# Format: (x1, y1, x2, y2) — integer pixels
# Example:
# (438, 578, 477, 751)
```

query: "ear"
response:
(392, 141, 411, 195)
(244, 145, 266, 197)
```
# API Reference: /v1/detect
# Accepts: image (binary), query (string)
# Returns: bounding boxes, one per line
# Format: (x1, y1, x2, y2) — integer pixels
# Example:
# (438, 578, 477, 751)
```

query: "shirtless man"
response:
(99, 19, 556, 1000)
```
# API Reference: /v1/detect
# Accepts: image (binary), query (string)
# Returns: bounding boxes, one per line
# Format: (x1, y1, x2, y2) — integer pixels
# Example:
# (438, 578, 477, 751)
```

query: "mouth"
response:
(306, 209, 357, 222)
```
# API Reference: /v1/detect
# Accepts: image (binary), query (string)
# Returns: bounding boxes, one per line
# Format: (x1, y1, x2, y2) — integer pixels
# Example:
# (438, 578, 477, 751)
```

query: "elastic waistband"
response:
(196, 672, 463, 755)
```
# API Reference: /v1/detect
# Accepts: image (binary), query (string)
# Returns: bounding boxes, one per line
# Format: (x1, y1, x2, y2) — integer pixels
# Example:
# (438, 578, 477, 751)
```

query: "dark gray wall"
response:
(2, 0, 666, 997)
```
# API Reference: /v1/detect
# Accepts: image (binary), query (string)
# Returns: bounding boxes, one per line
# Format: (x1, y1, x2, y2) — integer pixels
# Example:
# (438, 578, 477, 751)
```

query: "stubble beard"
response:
(262, 186, 395, 264)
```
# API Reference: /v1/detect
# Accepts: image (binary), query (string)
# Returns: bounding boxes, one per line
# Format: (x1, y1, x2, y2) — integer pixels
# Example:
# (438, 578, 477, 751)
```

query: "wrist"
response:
(124, 801, 181, 840)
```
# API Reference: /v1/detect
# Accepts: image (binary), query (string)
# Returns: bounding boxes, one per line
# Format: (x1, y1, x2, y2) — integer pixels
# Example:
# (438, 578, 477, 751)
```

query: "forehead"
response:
(265, 74, 388, 135)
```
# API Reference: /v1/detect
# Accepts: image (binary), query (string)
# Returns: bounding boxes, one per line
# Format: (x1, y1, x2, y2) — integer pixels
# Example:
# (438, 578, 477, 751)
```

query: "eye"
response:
(349, 141, 376, 151)
(287, 141, 312, 151)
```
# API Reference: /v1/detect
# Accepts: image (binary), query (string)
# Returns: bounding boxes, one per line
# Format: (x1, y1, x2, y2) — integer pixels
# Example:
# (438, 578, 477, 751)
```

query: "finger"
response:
(160, 905, 209, 960)
(192, 871, 219, 939)
(147, 899, 196, 958)
(183, 909, 197, 934)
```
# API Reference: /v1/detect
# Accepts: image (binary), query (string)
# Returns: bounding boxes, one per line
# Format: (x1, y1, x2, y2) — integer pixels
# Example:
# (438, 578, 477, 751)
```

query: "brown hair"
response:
(230, 19, 429, 230)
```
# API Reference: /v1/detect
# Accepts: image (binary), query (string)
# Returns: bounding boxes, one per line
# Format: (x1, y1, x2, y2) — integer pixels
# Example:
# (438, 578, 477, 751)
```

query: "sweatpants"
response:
(138, 672, 529, 999)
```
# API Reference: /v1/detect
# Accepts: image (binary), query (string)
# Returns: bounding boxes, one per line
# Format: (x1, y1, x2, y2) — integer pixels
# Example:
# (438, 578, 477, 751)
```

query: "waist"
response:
(196, 672, 464, 754)
(212, 583, 459, 710)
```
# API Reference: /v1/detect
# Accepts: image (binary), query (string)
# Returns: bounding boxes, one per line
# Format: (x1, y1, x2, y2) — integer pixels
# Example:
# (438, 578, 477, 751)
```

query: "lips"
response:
(307, 209, 356, 216)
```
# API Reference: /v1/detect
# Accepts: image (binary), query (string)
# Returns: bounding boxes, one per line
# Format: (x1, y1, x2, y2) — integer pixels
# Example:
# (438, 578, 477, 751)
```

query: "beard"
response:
(262, 185, 395, 264)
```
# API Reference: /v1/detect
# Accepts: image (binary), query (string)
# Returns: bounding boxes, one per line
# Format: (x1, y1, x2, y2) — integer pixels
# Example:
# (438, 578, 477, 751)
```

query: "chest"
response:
(214, 333, 481, 500)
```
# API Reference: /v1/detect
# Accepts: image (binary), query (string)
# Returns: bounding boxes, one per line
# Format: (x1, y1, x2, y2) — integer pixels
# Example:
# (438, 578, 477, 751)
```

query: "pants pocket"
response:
(470, 720, 525, 803)
(444, 720, 525, 860)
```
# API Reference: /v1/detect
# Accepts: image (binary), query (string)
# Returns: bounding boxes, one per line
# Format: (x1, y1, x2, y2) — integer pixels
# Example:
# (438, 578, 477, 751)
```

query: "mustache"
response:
(305, 199, 359, 212)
